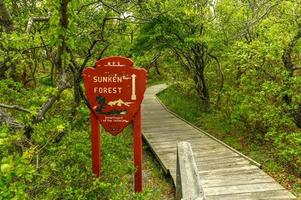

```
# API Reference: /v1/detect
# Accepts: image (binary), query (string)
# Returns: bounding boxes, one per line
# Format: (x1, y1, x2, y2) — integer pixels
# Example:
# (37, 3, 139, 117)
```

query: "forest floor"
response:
(157, 84, 301, 199)
(142, 143, 175, 199)
(0, 78, 174, 199)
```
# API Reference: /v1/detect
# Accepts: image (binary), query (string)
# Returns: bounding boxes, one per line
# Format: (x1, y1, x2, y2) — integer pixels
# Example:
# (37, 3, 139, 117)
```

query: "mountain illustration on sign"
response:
(107, 99, 132, 107)
(95, 96, 127, 115)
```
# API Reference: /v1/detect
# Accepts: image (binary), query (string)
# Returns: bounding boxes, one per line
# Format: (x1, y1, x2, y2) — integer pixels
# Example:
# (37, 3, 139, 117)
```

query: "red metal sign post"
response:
(82, 56, 147, 192)
(90, 112, 101, 177)
(133, 108, 142, 192)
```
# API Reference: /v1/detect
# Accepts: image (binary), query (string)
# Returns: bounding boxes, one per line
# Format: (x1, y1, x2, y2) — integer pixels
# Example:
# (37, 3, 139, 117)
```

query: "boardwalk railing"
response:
(176, 141, 206, 200)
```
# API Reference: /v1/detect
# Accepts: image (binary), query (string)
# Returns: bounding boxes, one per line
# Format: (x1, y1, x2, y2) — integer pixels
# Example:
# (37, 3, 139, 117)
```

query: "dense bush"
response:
(0, 82, 159, 199)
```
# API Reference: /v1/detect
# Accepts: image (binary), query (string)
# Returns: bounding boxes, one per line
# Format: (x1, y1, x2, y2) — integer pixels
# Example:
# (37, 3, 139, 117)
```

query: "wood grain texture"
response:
(176, 142, 205, 200)
(142, 84, 297, 199)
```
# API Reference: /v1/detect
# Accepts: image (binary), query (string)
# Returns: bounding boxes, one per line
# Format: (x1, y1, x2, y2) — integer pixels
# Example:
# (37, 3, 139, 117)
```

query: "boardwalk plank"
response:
(144, 131, 207, 138)
(146, 137, 214, 146)
(201, 173, 274, 184)
(206, 190, 296, 200)
(203, 183, 285, 196)
(141, 84, 296, 199)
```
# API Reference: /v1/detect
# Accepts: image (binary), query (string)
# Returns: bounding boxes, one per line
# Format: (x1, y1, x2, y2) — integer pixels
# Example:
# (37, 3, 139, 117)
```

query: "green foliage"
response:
(1, 0, 301, 198)
(0, 126, 35, 199)
(39, 77, 54, 86)
(0, 79, 170, 199)
(273, 131, 301, 175)
(0, 79, 24, 102)
(158, 83, 204, 123)
(0, 105, 167, 199)
(28, 126, 136, 199)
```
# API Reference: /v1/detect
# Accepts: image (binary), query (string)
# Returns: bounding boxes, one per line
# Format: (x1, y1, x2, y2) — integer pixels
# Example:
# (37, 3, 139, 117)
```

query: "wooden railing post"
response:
(176, 141, 205, 200)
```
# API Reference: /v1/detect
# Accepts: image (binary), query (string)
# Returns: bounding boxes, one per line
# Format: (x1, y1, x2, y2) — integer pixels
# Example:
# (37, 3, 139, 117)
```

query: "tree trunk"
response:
(55, 0, 69, 76)
(0, 0, 13, 32)
(0, 58, 10, 78)
(25, 0, 71, 138)
(293, 105, 301, 128)
(71, 71, 81, 117)
(192, 46, 210, 108)
(35, 0, 70, 122)
(282, 27, 301, 128)
(282, 29, 301, 76)
(154, 60, 161, 75)
(0, 0, 13, 78)
(194, 67, 210, 109)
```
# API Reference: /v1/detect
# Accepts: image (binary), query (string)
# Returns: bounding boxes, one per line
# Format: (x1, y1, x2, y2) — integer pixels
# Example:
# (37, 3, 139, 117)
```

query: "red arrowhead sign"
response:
(82, 56, 147, 135)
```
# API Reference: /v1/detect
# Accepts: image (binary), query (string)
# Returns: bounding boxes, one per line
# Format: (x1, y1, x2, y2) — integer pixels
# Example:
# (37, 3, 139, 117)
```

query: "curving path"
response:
(141, 84, 296, 200)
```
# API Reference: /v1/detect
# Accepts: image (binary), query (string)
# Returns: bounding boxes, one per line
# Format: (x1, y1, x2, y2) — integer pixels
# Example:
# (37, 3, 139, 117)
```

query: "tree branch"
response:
(99, 0, 121, 14)
(97, 43, 110, 60)
(26, 16, 50, 33)
(209, 53, 224, 108)
(208, 53, 224, 92)
(34, 0, 71, 123)
(55, 0, 69, 75)
(247, 0, 281, 27)
(34, 72, 71, 123)
(0, 103, 31, 113)
(282, 28, 301, 76)
(0, 109, 24, 129)
(77, 1, 99, 14)
(80, 39, 102, 72)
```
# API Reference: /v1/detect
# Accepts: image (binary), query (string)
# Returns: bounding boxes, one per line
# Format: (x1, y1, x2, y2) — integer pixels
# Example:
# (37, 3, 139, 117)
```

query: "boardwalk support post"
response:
(176, 141, 205, 200)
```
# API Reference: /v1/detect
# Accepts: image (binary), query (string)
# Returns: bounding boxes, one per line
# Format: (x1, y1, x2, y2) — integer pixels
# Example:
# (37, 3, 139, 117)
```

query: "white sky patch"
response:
(120, 11, 132, 19)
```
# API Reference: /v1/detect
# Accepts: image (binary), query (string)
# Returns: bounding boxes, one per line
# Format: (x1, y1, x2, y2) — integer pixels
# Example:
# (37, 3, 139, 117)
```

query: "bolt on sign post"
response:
(82, 56, 147, 192)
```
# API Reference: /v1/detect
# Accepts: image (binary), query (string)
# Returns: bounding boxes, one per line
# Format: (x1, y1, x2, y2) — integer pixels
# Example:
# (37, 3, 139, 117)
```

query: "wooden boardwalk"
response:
(141, 84, 297, 200)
